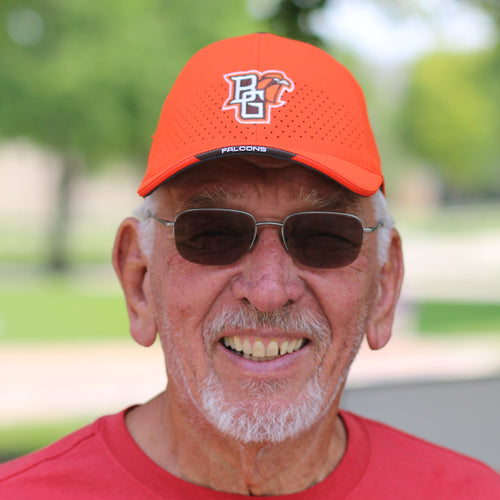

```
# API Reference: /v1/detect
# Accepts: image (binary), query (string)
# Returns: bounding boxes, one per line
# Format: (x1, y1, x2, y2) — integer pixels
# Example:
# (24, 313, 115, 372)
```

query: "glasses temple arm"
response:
(146, 211, 175, 227)
(363, 220, 385, 234)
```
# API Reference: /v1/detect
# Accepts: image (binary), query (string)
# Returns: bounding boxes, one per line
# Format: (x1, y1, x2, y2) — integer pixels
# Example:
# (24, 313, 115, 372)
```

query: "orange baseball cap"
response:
(138, 33, 383, 197)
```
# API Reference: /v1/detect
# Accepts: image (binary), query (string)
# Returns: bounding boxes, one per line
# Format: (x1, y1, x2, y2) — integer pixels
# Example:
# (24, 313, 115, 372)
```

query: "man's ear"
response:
(112, 217, 157, 347)
(366, 229, 404, 350)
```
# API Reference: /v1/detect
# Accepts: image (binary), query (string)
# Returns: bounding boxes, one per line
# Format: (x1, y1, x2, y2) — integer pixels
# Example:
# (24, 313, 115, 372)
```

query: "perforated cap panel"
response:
(140, 33, 382, 197)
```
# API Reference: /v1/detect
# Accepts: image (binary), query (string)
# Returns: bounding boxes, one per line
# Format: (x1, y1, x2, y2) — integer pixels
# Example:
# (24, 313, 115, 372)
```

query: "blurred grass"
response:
(0, 419, 89, 464)
(0, 220, 116, 265)
(0, 275, 498, 342)
(0, 284, 128, 342)
(417, 301, 500, 336)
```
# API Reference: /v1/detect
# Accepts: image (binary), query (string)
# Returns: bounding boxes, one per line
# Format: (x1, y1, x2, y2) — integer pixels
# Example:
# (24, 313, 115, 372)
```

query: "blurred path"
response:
(401, 227, 500, 302)
(0, 341, 166, 425)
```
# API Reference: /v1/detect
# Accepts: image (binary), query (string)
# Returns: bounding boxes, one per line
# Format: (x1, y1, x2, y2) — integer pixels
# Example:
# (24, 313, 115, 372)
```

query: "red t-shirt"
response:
(0, 409, 498, 499)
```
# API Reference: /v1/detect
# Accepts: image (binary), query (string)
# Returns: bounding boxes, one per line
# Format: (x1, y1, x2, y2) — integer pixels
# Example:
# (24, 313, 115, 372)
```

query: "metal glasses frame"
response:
(147, 207, 384, 256)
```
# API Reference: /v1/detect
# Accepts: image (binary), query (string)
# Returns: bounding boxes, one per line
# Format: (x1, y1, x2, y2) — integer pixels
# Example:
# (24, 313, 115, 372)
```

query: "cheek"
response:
(320, 267, 374, 324)
(151, 256, 219, 389)
(310, 287, 367, 397)
(314, 269, 377, 369)
(150, 250, 237, 343)
(151, 255, 210, 329)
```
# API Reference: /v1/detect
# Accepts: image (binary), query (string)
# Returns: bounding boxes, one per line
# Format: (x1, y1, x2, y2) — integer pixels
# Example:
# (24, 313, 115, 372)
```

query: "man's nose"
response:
(230, 227, 305, 311)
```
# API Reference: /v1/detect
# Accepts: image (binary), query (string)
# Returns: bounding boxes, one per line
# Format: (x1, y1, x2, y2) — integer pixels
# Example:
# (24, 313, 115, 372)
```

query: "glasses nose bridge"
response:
(250, 220, 287, 251)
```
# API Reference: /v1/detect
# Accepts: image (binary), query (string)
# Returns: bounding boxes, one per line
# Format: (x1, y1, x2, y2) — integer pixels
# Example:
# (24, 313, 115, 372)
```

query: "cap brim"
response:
(138, 147, 383, 197)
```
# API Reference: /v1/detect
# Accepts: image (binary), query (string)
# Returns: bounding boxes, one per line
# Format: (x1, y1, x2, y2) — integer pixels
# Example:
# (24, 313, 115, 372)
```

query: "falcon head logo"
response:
(223, 70, 294, 124)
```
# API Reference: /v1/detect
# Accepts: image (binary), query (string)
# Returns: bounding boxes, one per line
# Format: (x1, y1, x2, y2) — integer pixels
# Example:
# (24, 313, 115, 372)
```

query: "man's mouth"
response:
(221, 336, 308, 362)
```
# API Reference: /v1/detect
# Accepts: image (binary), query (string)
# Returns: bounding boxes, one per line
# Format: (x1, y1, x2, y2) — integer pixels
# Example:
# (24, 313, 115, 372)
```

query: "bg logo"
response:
(223, 70, 294, 124)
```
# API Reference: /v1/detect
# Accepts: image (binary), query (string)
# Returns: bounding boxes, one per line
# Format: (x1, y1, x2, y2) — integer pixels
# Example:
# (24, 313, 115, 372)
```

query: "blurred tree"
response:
(476, 0, 500, 26)
(0, 0, 263, 270)
(4, 0, 498, 269)
(399, 49, 500, 199)
(0, 0, 333, 270)
(363, 0, 500, 199)
(263, 0, 327, 46)
(263, 0, 500, 201)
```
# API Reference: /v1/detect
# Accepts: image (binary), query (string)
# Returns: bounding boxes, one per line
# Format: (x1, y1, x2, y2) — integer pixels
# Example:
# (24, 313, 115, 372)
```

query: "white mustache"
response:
(202, 305, 331, 343)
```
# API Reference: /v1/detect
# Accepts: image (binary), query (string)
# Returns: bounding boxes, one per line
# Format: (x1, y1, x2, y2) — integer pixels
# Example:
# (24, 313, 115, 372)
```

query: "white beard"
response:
(200, 370, 328, 444)
(197, 305, 364, 444)
(160, 304, 365, 445)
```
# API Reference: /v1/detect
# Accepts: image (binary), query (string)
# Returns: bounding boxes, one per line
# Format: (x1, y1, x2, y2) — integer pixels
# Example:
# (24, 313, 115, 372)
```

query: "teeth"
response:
(234, 335, 243, 352)
(253, 340, 266, 357)
(279, 340, 288, 355)
(243, 338, 253, 355)
(266, 340, 279, 357)
(223, 336, 234, 349)
(222, 336, 306, 361)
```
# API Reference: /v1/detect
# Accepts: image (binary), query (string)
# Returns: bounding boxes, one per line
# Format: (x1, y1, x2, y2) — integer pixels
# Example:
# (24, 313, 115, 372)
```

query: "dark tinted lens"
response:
(284, 213, 364, 268)
(174, 210, 255, 265)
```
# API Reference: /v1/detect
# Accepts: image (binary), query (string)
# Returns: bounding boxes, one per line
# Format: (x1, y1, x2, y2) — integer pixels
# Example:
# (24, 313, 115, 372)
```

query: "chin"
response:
(199, 373, 335, 444)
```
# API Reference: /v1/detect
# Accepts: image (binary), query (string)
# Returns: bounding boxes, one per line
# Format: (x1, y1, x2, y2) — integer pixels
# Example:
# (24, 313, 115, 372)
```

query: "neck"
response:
(126, 389, 347, 496)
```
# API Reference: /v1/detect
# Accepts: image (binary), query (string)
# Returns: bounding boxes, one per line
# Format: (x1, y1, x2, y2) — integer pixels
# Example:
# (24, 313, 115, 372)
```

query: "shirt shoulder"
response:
(0, 412, 157, 500)
(0, 420, 98, 479)
(0, 420, 98, 498)
(343, 411, 500, 499)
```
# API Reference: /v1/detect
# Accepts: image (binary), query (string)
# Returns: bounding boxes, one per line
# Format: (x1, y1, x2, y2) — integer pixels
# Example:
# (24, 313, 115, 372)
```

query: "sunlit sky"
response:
(312, 0, 496, 64)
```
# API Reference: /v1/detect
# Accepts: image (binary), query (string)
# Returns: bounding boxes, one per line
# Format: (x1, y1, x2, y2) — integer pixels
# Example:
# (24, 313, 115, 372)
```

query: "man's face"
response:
(146, 157, 383, 443)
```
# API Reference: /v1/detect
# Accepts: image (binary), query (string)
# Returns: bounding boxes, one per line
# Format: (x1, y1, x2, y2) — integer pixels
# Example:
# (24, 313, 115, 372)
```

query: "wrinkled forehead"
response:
(153, 155, 367, 213)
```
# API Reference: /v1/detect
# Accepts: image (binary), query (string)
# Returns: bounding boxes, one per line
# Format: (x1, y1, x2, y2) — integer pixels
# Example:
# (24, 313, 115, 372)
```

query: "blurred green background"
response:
(1, 0, 499, 463)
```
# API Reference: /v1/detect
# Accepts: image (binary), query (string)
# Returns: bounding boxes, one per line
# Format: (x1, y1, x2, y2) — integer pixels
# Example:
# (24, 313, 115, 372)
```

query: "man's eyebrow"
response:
(177, 187, 360, 212)
(180, 188, 243, 209)
(301, 188, 360, 212)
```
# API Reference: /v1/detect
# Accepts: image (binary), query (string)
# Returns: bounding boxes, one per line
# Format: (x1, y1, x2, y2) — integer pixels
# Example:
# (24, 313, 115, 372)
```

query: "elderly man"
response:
(1, 33, 499, 498)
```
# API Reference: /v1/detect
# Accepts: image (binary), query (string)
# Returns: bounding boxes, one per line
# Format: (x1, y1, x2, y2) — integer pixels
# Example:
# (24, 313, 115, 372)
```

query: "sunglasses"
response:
(147, 208, 383, 269)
